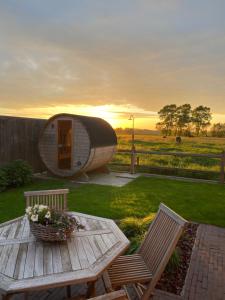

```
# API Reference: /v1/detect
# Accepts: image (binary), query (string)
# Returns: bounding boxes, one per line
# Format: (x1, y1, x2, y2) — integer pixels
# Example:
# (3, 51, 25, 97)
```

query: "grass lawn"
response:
(0, 176, 225, 227)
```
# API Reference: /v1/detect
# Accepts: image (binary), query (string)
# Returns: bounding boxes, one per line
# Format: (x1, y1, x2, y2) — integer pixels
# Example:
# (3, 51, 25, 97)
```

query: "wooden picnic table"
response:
(0, 212, 130, 300)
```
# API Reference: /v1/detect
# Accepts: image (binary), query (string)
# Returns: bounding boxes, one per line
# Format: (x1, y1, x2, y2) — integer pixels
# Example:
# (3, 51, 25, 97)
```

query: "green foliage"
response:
(0, 168, 8, 192)
(120, 214, 155, 238)
(126, 236, 143, 254)
(157, 104, 212, 136)
(192, 106, 212, 136)
(120, 214, 155, 254)
(0, 160, 33, 192)
(166, 249, 181, 272)
(175, 104, 192, 136)
(211, 123, 225, 137)
(156, 104, 177, 136)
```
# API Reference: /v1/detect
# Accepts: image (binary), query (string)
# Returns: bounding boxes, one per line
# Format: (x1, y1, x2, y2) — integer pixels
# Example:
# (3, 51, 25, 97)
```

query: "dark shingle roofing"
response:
(51, 114, 117, 148)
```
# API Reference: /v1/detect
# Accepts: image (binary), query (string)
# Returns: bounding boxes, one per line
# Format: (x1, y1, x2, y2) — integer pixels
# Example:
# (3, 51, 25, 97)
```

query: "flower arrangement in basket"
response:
(26, 205, 84, 242)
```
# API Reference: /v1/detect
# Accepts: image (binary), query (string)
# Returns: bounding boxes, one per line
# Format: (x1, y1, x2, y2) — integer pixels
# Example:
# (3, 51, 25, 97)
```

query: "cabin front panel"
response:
(39, 116, 90, 177)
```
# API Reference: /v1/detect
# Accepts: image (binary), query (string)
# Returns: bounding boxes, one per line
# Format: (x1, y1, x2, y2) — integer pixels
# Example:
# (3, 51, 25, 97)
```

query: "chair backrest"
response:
(24, 189, 69, 211)
(138, 203, 187, 300)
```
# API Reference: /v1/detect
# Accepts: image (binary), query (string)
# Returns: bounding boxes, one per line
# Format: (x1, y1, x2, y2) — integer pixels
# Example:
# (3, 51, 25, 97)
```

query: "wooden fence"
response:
(0, 116, 47, 172)
(115, 149, 225, 183)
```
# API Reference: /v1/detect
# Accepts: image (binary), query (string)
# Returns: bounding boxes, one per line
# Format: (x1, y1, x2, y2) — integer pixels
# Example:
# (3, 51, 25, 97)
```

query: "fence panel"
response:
(112, 149, 224, 183)
(0, 116, 47, 172)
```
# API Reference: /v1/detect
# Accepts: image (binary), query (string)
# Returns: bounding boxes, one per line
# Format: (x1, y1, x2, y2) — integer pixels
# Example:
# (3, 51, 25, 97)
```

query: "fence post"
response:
(130, 147, 136, 174)
(220, 150, 225, 184)
(136, 156, 140, 166)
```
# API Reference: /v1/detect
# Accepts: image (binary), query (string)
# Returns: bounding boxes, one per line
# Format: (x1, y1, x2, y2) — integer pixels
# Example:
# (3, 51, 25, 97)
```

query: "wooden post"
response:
(66, 285, 71, 298)
(220, 151, 225, 184)
(2, 294, 13, 300)
(87, 281, 97, 297)
(136, 156, 140, 166)
(130, 146, 136, 174)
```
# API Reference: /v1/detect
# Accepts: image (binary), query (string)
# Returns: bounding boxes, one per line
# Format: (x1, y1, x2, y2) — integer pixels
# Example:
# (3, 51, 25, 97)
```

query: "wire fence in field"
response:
(110, 149, 225, 183)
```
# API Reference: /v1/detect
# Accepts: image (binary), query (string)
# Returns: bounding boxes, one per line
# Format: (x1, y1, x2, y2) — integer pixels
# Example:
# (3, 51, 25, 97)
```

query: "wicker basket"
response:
(29, 221, 75, 242)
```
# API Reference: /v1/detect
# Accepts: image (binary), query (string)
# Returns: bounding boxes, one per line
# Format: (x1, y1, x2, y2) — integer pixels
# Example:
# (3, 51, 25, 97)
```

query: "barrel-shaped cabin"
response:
(38, 114, 117, 177)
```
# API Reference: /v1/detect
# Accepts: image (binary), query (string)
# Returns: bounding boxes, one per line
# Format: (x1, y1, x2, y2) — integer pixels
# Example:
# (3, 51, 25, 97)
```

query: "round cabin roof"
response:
(46, 113, 117, 148)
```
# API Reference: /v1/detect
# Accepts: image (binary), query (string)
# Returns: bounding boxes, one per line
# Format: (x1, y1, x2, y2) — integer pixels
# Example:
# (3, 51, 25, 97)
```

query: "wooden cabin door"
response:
(58, 120, 72, 169)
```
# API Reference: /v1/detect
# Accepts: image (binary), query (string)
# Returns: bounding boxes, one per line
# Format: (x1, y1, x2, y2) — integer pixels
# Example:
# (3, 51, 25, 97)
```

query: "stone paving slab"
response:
(153, 224, 225, 300)
(153, 290, 182, 300)
(182, 224, 225, 300)
(74, 172, 141, 187)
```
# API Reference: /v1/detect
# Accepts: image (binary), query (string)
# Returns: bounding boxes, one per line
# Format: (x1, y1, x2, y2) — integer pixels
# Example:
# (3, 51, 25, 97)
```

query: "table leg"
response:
(86, 281, 96, 298)
(66, 285, 72, 298)
(2, 294, 13, 300)
(24, 292, 29, 300)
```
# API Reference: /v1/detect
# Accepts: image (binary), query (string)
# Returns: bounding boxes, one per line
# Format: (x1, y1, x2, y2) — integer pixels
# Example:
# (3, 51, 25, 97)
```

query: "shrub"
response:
(0, 160, 33, 192)
(0, 168, 8, 192)
(126, 235, 143, 254)
(120, 214, 182, 268)
(166, 249, 181, 272)
(120, 213, 155, 254)
(119, 213, 155, 238)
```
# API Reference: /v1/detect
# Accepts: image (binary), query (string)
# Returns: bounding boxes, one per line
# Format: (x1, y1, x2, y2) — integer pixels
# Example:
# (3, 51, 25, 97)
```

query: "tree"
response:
(211, 123, 225, 137)
(156, 104, 177, 136)
(192, 106, 212, 136)
(174, 104, 192, 136)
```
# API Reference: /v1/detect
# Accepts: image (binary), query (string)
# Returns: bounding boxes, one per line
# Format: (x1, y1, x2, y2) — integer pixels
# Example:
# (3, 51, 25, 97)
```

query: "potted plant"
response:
(26, 205, 83, 241)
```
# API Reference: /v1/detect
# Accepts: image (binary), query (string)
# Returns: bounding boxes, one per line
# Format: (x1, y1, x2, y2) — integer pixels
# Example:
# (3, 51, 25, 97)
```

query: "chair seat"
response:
(108, 254, 152, 287)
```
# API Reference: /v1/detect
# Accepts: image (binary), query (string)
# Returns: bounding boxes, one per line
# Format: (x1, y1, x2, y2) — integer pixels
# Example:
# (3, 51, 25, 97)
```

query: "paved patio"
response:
(73, 172, 141, 187)
(1, 224, 225, 300)
(153, 224, 225, 300)
(35, 171, 141, 187)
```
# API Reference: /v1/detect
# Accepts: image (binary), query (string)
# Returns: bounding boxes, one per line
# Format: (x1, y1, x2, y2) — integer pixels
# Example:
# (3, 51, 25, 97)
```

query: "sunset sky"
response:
(1, 1, 225, 129)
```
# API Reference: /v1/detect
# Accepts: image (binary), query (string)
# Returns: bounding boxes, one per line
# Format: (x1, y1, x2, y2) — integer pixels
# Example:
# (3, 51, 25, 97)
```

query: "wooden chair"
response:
(103, 203, 187, 300)
(24, 189, 69, 211)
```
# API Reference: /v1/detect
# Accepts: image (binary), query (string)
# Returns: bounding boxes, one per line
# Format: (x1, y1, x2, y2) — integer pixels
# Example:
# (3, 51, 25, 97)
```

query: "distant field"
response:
(111, 134, 225, 179)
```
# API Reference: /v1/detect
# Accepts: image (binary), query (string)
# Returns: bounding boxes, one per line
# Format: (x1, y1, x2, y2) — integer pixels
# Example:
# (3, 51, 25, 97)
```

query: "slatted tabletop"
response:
(0, 213, 129, 296)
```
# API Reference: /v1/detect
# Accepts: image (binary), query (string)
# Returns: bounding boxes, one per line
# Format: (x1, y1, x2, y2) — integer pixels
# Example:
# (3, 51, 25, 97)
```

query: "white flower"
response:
(25, 206, 32, 214)
(30, 214, 38, 222)
(38, 205, 48, 212)
(45, 211, 51, 219)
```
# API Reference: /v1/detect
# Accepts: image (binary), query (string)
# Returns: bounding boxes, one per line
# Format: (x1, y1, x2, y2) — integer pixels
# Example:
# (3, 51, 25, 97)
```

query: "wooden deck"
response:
(1, 224, 225, 299)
